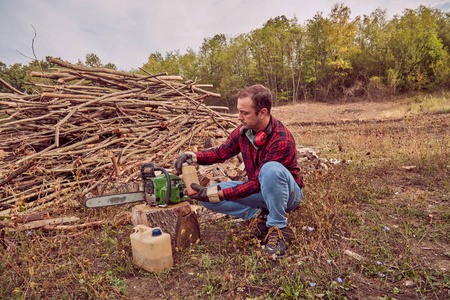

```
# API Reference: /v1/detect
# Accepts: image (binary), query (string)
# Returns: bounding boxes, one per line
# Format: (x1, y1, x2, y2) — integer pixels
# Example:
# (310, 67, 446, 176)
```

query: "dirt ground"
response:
(271, 100, 400, 125)
(125, 99, 449, 299)
(273, 100, 450, 299)
(3, 98, 448, 299)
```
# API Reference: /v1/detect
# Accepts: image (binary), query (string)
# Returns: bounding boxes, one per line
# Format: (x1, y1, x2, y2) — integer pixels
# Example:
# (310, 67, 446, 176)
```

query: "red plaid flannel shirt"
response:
(195, 116, 303, 201)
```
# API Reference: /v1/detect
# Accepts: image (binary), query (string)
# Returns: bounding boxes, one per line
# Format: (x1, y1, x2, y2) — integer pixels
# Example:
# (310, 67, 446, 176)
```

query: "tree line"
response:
(1, 4, 449, 108)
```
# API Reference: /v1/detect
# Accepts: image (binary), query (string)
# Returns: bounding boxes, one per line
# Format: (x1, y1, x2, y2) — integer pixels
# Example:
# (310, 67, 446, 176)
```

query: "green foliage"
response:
(250, 15, 302, 103)
(388, 6, 449, 91)
(353, 9, 391, 85)
(304, 4, 360, 99)
(139, 4, 449, 103)
(1, 5, 449, 102)
(0, 57, 57, 93)
(0, 62, 28, 93)
(198, 33, 229, 92)
(80, 53, 117, 70)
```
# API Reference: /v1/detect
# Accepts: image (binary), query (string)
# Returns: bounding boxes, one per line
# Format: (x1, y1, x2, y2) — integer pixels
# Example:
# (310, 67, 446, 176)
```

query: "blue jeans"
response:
(200, 161, 304, 229)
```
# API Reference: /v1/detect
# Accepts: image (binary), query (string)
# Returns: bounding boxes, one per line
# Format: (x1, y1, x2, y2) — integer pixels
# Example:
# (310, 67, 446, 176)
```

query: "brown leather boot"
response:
(242, 209, 268, 240)
(263, 225, 289, 258)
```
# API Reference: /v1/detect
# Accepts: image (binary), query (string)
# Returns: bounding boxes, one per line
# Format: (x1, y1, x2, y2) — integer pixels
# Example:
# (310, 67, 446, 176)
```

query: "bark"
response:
(131, 202, 201, 250)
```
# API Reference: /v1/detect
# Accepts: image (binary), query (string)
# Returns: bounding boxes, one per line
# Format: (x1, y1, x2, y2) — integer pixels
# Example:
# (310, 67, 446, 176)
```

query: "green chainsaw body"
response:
(151, 173, 188, 206)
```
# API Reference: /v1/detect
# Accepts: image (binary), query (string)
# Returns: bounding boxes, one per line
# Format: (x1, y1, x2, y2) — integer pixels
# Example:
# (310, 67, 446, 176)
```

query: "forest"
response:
(1, 4, 449, 108)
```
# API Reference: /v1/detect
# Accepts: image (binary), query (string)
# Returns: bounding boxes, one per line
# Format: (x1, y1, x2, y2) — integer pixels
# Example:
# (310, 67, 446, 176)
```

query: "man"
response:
(175, 84, 304, 258)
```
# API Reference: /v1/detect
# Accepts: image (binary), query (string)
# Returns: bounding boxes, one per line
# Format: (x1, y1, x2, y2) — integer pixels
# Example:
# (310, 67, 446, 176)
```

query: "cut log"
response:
(13, 211, 50, 223)
(43, 220, 106, 231)
(94, 181, 142, 196)
(0, 221, 15, 229)
(17, 216, 80, 231)
(131, 202, 200, 251)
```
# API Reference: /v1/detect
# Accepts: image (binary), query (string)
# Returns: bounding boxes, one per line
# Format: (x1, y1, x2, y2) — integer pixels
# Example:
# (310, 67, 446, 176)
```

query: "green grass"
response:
(382, 90, 450, 117)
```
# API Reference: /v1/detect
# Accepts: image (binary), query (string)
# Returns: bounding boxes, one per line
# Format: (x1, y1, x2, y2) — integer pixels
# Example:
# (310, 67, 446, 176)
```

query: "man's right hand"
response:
(174, 151, 197, 174)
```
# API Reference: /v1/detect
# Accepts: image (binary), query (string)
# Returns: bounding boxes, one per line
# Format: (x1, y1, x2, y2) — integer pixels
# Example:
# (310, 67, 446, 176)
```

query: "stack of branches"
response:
(0, 58, 238, 216)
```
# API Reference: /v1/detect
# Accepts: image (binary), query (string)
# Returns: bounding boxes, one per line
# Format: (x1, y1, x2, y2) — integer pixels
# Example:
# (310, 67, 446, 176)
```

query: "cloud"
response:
(435, 0, 450, 10)
(0, 0, 448, 71)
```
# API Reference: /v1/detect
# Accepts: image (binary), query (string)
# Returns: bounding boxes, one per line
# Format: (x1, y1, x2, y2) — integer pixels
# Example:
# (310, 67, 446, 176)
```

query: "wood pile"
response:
(0, 58, 238, 216)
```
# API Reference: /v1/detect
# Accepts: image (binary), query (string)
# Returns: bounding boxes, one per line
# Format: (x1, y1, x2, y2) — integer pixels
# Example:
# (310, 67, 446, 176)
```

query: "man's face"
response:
(237, 96, 261, 130)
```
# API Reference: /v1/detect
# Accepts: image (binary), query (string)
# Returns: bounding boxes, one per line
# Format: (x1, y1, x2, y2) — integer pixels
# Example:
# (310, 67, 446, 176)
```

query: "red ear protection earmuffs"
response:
(254, 131, 268, 146)
(240, 122, 272, 147)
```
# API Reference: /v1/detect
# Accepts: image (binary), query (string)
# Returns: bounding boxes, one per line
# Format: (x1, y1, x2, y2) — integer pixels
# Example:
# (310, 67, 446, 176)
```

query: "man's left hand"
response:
(189, 184, 222, 203)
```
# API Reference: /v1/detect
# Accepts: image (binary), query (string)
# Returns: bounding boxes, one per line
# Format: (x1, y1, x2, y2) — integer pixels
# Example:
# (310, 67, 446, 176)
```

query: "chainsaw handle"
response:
(141, 163, 156, 179)
(140, 163, 172, 207)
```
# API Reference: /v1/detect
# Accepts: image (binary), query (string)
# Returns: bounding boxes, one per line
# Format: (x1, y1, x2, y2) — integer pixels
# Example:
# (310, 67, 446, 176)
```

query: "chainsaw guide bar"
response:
(84, 192, 146, 208)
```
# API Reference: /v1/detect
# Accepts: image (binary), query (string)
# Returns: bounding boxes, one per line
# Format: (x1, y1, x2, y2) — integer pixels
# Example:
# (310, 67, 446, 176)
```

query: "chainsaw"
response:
(84, 163, 189, 208)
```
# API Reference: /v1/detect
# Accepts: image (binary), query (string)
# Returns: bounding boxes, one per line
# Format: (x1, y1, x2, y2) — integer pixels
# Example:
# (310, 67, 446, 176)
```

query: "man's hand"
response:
(174, 151, 197, 174)
(189, 183, 222, 203)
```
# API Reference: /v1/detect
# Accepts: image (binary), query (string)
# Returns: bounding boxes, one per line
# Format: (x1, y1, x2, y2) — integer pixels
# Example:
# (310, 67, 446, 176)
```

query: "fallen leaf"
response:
(401, 165, 416, 171)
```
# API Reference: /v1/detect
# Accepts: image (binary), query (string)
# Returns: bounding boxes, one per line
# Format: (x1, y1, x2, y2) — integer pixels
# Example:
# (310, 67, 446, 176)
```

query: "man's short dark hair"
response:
(238, 84, 272, 114)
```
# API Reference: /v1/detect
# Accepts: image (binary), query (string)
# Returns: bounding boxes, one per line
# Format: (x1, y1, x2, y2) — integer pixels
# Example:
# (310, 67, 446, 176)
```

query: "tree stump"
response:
(131, 202, 200, 251)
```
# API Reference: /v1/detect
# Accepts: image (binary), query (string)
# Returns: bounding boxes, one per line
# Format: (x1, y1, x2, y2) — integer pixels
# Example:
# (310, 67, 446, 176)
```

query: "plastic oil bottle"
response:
(182, 163, 200, 196)
(130, 225, 173, 272)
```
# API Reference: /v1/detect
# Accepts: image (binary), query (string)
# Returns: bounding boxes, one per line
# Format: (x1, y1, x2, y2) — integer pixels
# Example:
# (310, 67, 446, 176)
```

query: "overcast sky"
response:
(1, 0, 449, 71)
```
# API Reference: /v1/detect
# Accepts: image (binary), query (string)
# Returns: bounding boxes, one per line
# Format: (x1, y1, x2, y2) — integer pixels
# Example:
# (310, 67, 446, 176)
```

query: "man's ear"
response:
(259, 108, 268, 119)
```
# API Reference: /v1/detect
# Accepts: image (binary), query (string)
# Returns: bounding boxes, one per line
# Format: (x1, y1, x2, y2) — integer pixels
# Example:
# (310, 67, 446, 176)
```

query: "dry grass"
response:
(1, 101, 449, 299)
(381, 90, 450, 118)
